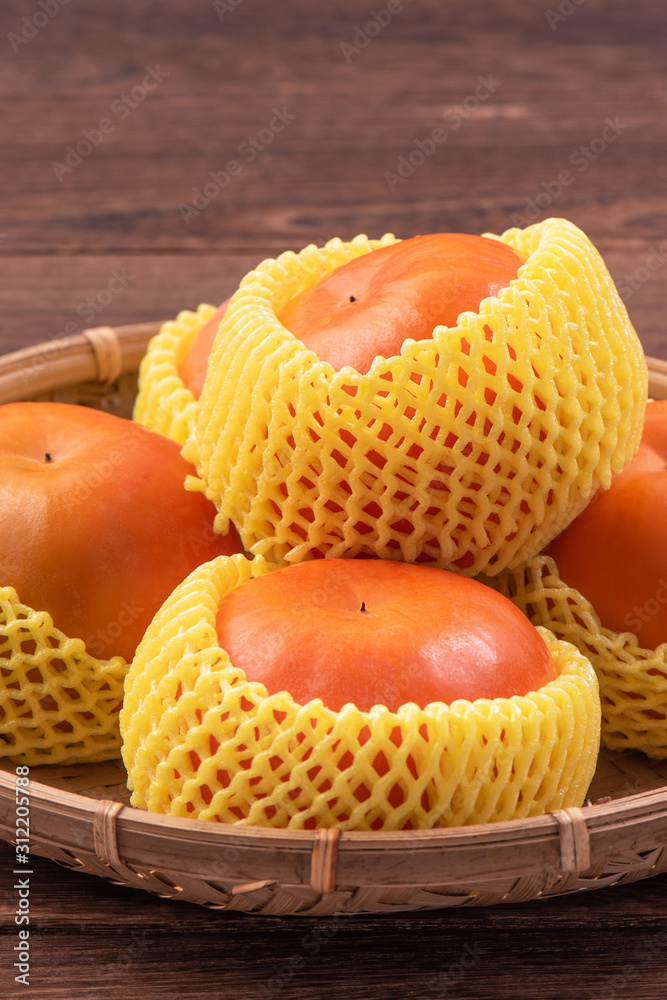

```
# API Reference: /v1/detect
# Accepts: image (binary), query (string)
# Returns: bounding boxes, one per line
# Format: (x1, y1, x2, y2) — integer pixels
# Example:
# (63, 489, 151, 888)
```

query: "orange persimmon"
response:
(215, 557, 555, 712)
(0, 401, 243, 662)
(548, 400, 667, 649)
(277, 232, 524, 374)
(177, 236, 523, 390)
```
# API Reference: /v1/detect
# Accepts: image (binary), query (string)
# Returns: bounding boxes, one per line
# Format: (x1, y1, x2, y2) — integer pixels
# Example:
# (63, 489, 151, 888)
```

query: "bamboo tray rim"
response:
(2, 327, 667, 912)
(3, 762, 667, 851)
(4, 761, 667, 893)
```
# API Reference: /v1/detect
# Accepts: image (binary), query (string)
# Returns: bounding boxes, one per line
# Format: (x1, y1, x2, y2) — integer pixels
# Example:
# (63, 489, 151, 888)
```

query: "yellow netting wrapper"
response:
(491, 555, 667, 759)
(184, 219, 647, 576)
(0, 587, 127, 765)
(133, 303, 219, 445)
(120, 554, 601, 830)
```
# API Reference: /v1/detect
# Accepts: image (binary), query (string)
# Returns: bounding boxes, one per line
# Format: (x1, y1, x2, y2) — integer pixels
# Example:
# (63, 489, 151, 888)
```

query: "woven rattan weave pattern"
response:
(3, 750, 667, 914)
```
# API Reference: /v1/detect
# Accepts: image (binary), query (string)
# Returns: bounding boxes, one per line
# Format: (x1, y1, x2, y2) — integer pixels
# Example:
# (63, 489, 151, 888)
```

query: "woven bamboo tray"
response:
(1, 326, 667, 916)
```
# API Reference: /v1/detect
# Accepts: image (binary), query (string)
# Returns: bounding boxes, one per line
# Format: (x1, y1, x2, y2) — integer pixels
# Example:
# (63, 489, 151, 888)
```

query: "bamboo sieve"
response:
(1, 326, 667, 914)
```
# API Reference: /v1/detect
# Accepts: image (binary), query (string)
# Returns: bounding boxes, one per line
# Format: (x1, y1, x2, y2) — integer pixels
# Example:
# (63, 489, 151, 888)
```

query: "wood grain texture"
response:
(1, 0, 667, 996)
(4, 838, 667, 1000)
(1, 0, 666, 353)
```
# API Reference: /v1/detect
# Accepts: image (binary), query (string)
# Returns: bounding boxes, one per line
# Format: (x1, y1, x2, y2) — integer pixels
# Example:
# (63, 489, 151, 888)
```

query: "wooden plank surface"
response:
(1, 0, 667, 996)
(4, 838, 667, 999)
(1, 0, 666, 354)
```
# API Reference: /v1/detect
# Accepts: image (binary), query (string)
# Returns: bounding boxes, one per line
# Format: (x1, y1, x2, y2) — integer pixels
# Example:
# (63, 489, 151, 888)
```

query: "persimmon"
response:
(215, 558, 555, 711)
(189, 220, 647, 575)
(178, 298, 229, 399)
(176, 237, 522, 388)
(548, 400, 667, 649)
(0, 401, 243, 662)
(278, 233, 524, 374)
(122, 551, 600, 829)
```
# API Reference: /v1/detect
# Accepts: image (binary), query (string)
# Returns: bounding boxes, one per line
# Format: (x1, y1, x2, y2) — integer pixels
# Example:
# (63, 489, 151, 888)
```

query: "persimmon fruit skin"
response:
(0, 401, 243, 662)
(277, 233, 524, 374)
(215, 558, 555, 712)
(548, 400, 667, 650)
(178, 298, 229, 399)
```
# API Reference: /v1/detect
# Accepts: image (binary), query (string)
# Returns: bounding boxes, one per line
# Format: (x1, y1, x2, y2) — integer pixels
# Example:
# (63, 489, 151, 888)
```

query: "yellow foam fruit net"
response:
(0, 586, 127, 765)
(120, 553, 601, 830)
(491, 554, 667, 759)
(133, 302, 220, 445)
(184, 218, 647, 576)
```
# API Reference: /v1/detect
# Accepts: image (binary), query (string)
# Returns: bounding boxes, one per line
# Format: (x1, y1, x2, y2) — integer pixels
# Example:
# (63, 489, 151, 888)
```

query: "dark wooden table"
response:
(2, 0, 667, 996)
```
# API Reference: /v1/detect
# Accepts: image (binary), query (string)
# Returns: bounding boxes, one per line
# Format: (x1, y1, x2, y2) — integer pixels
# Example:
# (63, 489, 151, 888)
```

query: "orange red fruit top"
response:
(278, 233, 524, 374)
(215, 557, 555, 712)
(178, 233, 524, 391)
(0, 401, 242, 662)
